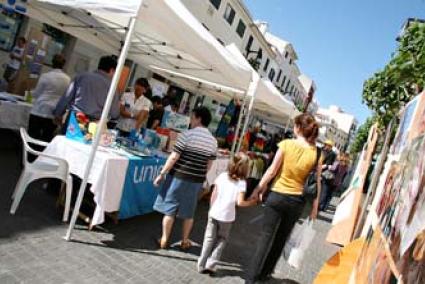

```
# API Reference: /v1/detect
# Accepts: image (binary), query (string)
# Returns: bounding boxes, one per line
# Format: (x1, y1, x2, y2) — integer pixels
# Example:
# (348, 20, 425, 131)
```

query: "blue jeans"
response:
(153, 175, 203, 219)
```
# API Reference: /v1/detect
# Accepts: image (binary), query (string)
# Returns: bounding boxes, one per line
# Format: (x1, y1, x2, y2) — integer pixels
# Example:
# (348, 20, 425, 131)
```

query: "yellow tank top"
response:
(272, 139, 318, 195)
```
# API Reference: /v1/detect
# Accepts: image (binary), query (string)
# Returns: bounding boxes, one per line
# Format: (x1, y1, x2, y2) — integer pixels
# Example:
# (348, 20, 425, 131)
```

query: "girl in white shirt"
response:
(198, 153, 257, 274)
(117, 78, 152, 136)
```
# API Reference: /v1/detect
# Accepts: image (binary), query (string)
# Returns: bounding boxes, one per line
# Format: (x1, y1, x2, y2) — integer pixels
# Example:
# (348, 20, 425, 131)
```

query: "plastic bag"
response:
(283, 218, 316, 269)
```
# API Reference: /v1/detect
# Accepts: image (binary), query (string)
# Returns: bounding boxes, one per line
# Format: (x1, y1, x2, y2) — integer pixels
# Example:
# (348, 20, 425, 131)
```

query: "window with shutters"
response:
(236, 20, 246, 38)
(209, 0, 221, 10)
(223, 4, 236, 25)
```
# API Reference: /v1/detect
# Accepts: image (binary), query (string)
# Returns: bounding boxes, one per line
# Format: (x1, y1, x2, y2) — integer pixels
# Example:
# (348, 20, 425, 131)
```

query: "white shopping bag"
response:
(283, 218, 316, 269)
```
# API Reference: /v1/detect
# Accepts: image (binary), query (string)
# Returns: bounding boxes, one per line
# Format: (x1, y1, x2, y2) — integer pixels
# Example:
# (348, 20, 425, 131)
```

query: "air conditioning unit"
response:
(207, 5, 215, 16)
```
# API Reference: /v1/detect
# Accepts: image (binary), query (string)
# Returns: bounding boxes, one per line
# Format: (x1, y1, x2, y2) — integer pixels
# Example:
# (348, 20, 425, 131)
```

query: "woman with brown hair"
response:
(246, 113, 322, 283)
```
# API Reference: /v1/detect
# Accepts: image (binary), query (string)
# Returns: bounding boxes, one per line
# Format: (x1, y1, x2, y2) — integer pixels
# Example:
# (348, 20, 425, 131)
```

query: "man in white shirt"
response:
(3, 37, 26, 83)
(28, 54, 71, 143)
(117, 78, 152, 136)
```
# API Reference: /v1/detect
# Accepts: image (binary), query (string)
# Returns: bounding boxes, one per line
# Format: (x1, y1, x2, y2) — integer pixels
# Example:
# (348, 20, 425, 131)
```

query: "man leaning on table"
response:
(53, 55, 120, 131)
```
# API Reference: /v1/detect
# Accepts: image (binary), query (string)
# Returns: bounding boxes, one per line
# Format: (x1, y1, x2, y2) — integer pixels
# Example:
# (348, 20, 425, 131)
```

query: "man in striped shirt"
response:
(154, 107, 217, 250)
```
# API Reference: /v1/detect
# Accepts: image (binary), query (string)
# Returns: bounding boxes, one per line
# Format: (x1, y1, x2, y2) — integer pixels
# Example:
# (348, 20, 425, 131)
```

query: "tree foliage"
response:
(362, 21, 425, 125)
(350, 117, 375, 154)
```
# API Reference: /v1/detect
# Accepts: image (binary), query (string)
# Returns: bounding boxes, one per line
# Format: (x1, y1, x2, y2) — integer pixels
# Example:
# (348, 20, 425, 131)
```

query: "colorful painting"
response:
(392, 96, 419, 155)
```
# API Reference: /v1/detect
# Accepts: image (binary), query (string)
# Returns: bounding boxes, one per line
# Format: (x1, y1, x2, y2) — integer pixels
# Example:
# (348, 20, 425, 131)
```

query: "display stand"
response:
(317, 91, 425, 283)
(326, 124, 379, 246)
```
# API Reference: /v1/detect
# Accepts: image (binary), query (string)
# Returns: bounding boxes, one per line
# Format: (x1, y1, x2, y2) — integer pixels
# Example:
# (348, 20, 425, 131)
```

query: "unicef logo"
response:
(67, 124, 76, 135)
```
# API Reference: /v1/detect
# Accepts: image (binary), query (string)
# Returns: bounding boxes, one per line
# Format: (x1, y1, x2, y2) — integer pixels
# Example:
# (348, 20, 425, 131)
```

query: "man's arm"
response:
(53, 81, 77, 118)
(109, 93, 121, 120)
(153, 151, 180, 186)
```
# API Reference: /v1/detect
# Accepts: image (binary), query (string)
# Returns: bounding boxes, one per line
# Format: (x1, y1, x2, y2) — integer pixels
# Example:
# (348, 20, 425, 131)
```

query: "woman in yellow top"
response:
(246, 113, 322, 283)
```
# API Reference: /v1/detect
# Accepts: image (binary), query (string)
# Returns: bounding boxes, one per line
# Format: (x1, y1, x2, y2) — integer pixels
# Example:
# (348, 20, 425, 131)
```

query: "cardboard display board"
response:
(326, 124, 379, 246)
(318, 91, 425, 284)
(314, 238, 365, 284)
(117, 66, 130, 95)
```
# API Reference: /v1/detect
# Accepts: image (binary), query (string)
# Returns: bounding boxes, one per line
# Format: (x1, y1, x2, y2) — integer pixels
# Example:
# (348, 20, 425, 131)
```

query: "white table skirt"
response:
(41, 136, 129, 225)
(0, 98, 32, 130)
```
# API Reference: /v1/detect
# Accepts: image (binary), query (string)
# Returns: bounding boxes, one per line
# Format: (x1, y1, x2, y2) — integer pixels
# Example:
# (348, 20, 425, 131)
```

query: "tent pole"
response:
(236, 74, 260, 153)
(231, 94, 247, 156)
(64, 16, 138, 241)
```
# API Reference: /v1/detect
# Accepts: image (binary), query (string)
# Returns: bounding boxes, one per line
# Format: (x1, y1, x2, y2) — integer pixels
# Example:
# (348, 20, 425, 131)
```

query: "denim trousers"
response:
(246, 191, 305, 281)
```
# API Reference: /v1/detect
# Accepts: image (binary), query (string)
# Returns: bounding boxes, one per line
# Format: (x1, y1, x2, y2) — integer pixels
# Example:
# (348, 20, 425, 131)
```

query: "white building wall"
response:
(318, 106, 358, 151)
(181, 0, 246, 49)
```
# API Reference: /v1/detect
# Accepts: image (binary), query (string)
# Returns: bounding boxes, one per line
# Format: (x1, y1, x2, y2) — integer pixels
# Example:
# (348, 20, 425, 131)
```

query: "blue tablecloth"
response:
(118, 155, 166, 220)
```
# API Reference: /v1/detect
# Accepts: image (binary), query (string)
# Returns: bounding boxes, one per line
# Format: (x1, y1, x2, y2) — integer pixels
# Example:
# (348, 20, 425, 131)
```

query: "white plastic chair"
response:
(10, 128, 73, 222)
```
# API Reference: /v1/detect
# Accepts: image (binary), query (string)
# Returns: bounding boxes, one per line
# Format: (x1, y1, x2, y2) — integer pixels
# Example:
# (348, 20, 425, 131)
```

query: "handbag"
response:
(302, 147, 321, 200)
(321, 169, 335, 180)
(283, 218, 316, 269)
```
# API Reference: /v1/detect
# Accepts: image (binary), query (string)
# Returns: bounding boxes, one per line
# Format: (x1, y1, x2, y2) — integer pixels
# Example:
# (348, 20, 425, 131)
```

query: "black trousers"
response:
(27, 114, 58, 162)
(319, 179, 335, 211)
(246, 191, 305, 282)
(28, 114, 57, 143)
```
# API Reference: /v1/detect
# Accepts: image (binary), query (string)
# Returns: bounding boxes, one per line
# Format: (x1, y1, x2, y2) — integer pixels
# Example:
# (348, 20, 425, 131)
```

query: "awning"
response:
(23, 0, 252, 92)
(225, 44, 300, 121)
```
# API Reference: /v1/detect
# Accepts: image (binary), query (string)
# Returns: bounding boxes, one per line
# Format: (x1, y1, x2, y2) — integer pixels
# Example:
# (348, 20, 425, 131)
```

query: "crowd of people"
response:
(6, 47, 352, 282)
(152, 109, 349, 283)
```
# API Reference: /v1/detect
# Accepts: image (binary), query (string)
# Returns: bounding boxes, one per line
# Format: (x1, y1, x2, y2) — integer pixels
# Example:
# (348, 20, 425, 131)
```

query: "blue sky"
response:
(244, 0, 425, 124)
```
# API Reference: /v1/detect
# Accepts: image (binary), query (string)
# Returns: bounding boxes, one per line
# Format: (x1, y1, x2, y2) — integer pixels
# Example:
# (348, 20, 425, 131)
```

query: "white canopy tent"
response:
(9, 0, 256, 241)
(24, 0, 252, 91)
(149, 45, 300, 152)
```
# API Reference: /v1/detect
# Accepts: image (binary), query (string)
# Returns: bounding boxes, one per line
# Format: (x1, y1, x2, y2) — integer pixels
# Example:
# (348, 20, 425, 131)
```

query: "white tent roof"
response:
(22, 0, 252, 92)
(226, 44, 300, 120)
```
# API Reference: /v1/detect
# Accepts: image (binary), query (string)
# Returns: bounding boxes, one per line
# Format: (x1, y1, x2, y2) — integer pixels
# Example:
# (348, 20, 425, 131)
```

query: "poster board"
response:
(117, 66, 130, 95)
(326, 124, 379, 246)
(8, 28, 50, 95)
(318, 92, 425, 284)
(149, 78, 169, 97)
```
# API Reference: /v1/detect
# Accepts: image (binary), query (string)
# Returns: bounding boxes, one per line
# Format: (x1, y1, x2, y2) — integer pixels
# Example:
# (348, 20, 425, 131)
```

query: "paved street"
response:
(0, 130, 339, 284)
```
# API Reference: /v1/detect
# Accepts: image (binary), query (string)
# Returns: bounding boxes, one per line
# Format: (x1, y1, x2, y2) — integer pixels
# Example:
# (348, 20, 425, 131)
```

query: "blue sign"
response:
(119, 156, 166, 219)
(65, 112, 85, 142)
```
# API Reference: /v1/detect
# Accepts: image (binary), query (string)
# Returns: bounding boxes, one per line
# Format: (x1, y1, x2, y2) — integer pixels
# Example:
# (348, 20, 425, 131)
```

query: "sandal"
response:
(157, 238, 169, 249)
(180, 239, 192, 251)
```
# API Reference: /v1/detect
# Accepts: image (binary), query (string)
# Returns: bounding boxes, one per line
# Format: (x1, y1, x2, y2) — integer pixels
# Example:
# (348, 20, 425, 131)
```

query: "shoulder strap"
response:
(315, 146, 321, 167)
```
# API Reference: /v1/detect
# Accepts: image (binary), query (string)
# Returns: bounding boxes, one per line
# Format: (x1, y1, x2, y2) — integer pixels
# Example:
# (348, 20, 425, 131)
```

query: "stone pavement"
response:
(0, 130, 339, 284)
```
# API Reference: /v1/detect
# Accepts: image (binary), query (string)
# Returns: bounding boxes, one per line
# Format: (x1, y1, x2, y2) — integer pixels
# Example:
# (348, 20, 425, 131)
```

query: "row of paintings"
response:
(353, 91, 425, 283)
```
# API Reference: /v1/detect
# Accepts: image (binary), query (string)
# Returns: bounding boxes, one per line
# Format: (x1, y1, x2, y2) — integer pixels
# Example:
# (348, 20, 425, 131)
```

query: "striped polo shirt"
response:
(171, 127, 218, 183)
